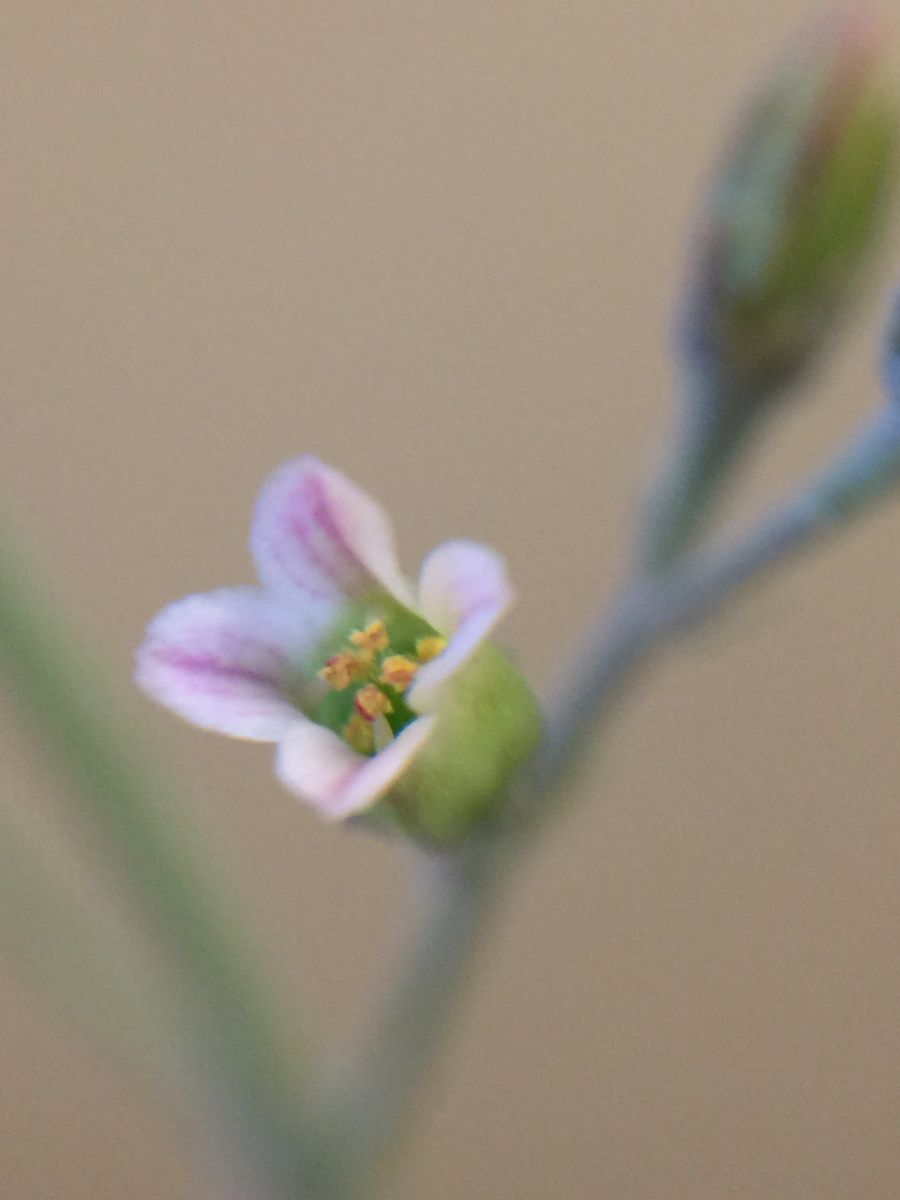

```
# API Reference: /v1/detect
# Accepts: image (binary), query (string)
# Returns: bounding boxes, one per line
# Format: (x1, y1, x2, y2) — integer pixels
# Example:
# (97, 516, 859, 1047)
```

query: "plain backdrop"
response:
(4, 2, 900, 1197)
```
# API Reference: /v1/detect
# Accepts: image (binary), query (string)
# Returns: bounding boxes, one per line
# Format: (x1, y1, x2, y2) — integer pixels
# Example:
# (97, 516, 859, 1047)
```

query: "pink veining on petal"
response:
(408, 540, 513, 712)
(251, 457, 414, 607)
(415, 539, 513, 634)
(137, 455, 523, 826)
(136, 588, 305, 741)
(276, 716, 435, 819)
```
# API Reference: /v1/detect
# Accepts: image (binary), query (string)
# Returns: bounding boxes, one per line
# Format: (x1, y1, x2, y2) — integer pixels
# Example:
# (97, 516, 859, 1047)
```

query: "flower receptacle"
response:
(386, 644, 542, 845)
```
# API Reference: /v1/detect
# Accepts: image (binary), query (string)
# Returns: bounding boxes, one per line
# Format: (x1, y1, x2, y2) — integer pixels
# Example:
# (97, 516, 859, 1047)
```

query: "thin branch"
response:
(532, 406, 900, 807)
(319, 840, 501, 1198)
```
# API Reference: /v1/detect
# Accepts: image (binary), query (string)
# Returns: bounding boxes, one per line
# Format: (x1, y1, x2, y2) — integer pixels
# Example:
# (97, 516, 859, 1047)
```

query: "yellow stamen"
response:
(415, 636, 447, 663)
(380, 655, 419, 692)
(344, 712, 374, 754)
(350, 619, 390, 655)
(354, 683, 394, 721)
(319, 653, 364, 691)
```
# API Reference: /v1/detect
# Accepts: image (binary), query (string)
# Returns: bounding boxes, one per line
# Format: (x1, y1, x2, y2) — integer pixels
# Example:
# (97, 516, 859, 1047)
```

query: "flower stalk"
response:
(314, 840, 502, 1199)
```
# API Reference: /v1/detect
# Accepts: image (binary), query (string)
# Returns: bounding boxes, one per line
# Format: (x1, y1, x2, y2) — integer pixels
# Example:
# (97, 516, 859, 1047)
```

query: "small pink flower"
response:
(136, 457, 516, 823)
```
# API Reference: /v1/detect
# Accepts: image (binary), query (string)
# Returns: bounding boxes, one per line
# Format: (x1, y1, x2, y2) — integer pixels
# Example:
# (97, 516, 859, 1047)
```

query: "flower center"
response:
(314, 616, 446, 755)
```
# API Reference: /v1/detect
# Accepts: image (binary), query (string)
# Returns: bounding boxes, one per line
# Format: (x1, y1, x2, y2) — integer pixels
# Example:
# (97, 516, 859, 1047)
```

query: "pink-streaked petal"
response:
(136, 588, 312, 741)
(250, 457, 414, 608)
(276, 716, 436, 820)
(408, 540, 513, 712)
(415, 540, 513, 634)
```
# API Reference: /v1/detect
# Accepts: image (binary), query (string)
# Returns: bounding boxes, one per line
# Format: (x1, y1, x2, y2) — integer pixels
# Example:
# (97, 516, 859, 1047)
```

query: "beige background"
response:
(4, 2, 900, 1197)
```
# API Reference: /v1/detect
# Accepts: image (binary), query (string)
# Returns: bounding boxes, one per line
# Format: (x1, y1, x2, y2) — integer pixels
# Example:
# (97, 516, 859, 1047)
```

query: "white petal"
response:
(408, 540, 514, 712)
(250, 457, 414, 608)
(135, 588, 311, 740)
(276, 716, 436, 820)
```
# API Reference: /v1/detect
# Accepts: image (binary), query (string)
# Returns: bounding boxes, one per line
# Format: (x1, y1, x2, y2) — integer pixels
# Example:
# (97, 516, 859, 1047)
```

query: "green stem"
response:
(637, 391, 757, 574)
(0, 529, 311, 1198)
(0, 805, 174, 1091)
(319, 840, 501, 1198)
(533, 406, 900, 808)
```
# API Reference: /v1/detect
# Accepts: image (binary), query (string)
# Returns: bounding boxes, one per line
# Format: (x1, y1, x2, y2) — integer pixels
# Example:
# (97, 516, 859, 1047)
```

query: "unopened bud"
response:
(684, 5, 897, 403)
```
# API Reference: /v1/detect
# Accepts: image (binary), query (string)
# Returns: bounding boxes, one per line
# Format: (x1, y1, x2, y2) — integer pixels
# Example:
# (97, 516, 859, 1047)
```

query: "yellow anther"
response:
(379, 655, 419, 693)
(343, 712, 374, 755)
(319, 653, 364, 691)
(350, 619, 390, 655)
(354, 683, 394, 721)
(415, 636, 447, 663)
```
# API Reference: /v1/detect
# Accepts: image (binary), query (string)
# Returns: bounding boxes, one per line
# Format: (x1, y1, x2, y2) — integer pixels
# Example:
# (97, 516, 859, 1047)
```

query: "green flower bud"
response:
(685, 5, 898, 403)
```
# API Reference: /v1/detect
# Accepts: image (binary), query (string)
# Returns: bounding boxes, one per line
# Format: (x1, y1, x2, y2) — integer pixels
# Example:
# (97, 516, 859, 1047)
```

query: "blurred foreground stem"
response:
(0, 528, 311, 1199)
(0, 807, 173, 1090)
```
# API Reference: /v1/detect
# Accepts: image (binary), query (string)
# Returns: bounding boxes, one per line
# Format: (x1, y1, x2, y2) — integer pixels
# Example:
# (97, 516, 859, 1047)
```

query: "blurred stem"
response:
(533, 405, 900, 808)
(0, 805, 173, 1091)
(637, 379, 758, 575)
(0, 528, 311, 1198)
(317, 840, 502, 1198)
